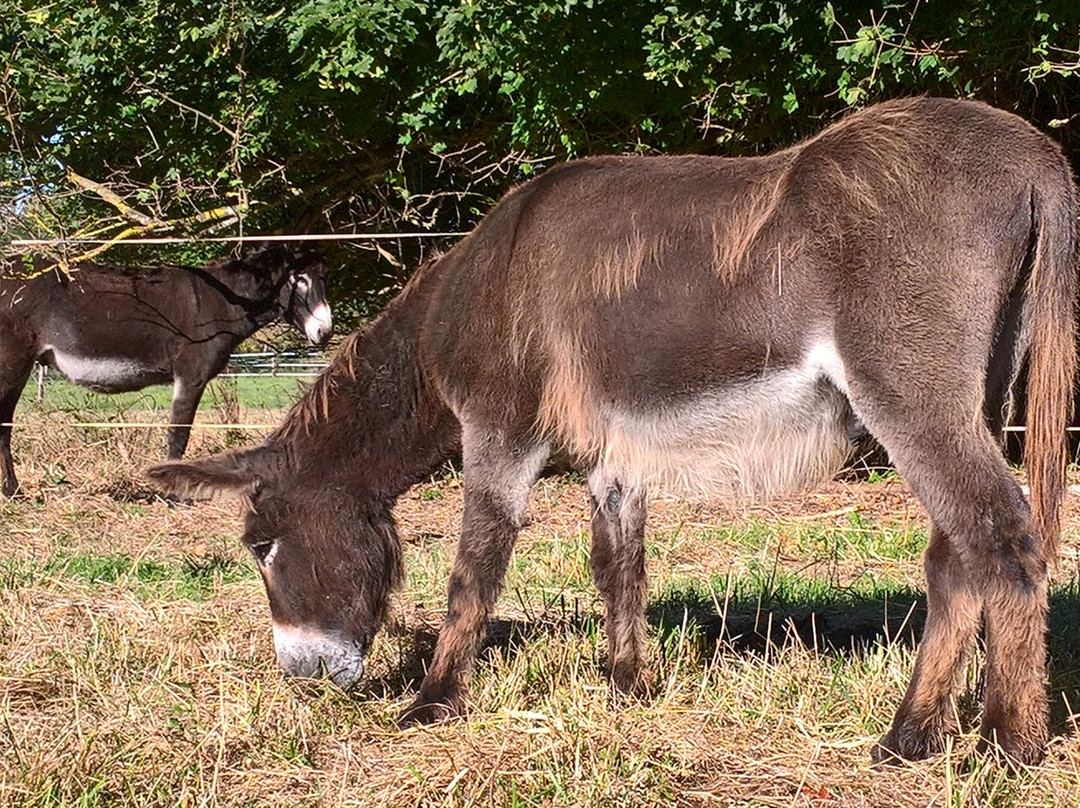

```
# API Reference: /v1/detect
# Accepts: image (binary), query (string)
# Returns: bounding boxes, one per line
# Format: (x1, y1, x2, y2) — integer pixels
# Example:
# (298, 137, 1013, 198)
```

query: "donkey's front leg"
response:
(166, 378, 208, 459)
(0, 385, 28, 498)
(588, 469, 650, 695)
(400, 425, 548, 727)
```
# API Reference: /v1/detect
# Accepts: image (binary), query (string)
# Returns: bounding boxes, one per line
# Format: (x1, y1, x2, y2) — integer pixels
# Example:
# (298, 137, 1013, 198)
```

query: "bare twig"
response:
(131, 79, 239, 140)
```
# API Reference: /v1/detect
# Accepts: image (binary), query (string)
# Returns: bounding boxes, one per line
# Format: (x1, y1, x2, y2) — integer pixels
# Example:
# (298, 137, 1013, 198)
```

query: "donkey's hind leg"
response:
(587, 468, 650, 695)
(873, 523, 983, 763)
(399, 423, 549, 727)
(858, 408, 1049, 765)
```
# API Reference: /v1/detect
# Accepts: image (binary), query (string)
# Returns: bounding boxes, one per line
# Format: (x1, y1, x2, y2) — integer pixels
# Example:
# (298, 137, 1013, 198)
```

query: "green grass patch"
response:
(684, 515, 926, 562)
(797, 511, 926, 560)
(0, 551, 257, 600)
(25, 374, 310, 414)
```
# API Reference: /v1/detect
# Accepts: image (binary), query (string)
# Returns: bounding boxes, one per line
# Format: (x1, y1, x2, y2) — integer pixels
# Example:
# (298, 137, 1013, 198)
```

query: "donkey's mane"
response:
(205, 242, 308, 278)
(272, 255, 449, 449)
(276, 328, 366, 438)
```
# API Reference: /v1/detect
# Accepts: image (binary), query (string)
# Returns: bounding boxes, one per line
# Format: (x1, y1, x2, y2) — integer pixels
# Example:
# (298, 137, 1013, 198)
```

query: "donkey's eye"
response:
(295, 275, 310, 289)
(249, 541, 277, 565)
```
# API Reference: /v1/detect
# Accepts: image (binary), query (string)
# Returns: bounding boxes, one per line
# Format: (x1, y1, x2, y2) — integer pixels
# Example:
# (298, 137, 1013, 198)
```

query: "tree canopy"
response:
(3, 1, 1078, 321)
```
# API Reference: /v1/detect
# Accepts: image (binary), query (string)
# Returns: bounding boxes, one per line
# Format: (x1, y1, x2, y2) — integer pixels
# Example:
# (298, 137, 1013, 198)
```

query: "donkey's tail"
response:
(1025, 171, 1079, 562)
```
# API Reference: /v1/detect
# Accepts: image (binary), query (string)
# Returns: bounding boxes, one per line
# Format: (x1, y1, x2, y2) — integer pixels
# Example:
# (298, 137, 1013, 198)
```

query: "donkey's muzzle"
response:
(304, 303, 334, 347)
(271, 623, 365, 689)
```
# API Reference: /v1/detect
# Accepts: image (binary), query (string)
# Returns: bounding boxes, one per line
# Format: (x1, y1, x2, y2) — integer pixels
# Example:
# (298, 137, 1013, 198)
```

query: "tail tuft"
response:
(1025, 179, 1078, 563)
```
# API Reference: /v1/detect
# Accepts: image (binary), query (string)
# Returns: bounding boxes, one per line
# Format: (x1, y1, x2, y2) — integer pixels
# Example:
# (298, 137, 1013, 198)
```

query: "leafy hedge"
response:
(3, 1, 1078, 320)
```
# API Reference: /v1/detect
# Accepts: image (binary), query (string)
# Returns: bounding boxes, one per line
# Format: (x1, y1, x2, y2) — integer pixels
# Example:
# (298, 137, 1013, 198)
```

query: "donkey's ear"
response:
(144, 445, 286, 500)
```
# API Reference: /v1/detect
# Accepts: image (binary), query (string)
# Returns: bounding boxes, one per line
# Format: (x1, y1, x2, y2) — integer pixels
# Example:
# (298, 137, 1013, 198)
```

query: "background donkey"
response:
(148, 98, 1077, 767)
(0, 242, 332, 496)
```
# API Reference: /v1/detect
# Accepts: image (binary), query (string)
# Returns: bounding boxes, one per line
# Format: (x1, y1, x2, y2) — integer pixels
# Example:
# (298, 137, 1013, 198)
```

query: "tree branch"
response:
(66, 167, 154, 226)
(64, 203, 248, 264)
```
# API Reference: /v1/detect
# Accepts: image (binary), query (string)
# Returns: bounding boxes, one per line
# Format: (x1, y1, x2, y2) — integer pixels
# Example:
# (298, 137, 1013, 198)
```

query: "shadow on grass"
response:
(96, 479, 167, 503)
(650, 575, 1080, 737)
(364, 574, 1080, 739)
(354, 608, 604, 703)
(646, 581, 925, 657)
(659, 575, 1080, 736)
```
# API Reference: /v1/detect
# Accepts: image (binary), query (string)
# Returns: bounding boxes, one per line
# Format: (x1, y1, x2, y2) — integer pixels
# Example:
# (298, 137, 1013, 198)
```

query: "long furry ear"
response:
(144, 444, 286, 499)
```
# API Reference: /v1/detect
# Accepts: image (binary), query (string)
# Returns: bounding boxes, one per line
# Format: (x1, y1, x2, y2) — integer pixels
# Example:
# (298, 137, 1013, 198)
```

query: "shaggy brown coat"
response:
(149, 97, 1078, 767)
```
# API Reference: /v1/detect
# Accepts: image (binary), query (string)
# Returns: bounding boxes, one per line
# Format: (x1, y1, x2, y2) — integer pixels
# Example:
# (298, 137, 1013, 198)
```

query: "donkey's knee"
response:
(587, 472, 647, 592)
(957, 480, 1047, 598)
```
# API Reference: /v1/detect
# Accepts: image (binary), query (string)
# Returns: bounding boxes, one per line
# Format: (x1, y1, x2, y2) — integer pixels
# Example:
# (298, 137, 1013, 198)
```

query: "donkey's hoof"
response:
(871, 727, 945, 766)
(975, 731, 1047, 769)
(609, 661, 652, 700)
(398, 696, 462, 728)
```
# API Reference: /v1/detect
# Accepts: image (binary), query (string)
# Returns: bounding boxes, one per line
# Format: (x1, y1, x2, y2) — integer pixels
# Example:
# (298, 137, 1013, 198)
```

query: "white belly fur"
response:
(45, 346, 156, 389)
(597, 341, 856, 501)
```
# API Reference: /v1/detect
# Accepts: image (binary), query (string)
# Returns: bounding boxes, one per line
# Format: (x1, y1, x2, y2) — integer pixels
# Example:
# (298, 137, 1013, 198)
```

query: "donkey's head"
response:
(146, 445, 400, 689)
(278, 245, 333, 347)
(242, 242, 334, 346)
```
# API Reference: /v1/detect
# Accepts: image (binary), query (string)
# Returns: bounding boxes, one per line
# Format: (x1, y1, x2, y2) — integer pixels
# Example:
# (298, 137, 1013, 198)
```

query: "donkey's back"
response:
(423, 97, 1073, 505)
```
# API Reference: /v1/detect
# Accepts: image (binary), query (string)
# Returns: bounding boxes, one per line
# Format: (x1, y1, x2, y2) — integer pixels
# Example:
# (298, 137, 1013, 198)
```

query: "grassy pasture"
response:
(0, 397, 1079, 806)
(28, 373, 308, 414)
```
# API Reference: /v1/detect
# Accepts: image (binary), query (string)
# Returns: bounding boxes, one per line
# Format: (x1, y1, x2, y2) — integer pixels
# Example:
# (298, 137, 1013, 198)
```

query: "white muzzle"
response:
(272, 623, 365, 689)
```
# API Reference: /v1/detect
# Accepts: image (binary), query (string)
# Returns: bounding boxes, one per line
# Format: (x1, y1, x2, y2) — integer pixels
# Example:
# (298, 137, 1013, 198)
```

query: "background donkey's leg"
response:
(166, 378, 207, 459)
(0, 363, 32, 497)
(400, 423, 549, 726)
(587, 468, 650, 695)
(874, 523, 983, 762)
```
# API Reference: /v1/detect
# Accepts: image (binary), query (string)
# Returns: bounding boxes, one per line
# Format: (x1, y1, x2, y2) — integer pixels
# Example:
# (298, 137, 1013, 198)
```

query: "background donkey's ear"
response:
(144, 444, 286, 499)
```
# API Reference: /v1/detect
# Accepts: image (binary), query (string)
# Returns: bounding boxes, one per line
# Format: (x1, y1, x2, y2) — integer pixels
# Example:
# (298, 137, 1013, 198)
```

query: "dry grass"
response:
(1, 409, 1079, 806)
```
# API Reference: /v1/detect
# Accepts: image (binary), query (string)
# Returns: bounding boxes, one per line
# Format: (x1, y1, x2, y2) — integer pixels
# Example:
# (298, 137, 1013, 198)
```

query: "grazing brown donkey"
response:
(148, 98, 1078, 766)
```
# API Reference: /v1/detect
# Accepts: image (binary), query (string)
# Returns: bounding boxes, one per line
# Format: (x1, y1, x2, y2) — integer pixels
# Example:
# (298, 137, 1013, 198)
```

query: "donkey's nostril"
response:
(327, 658, 364, 689)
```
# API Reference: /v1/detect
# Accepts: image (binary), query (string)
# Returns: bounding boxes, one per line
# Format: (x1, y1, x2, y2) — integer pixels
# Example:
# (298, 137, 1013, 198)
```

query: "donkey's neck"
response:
(275, 262, 460, 502)
(191, 258, 284, 325)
